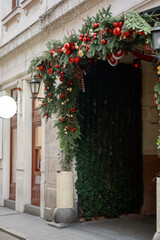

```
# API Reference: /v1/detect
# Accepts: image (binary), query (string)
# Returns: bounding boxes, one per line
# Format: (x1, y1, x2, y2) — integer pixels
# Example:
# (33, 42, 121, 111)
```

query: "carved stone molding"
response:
(21, 0, 43, 15)
(2, 7, 21, 31)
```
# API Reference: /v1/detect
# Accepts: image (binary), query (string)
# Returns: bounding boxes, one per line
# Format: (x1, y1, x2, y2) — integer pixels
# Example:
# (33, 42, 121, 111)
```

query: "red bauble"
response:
(93, 35, 97, 39)
(139, 31, 145, 35)
(64, 43, 70, 50)
(101, 39, 106, 44)
(80, 34, 84, 38)
(123, 31, 130, 37)
(74, 57, 81, 64)
(86, 45, 89, 51)
(113, 27, 121, 36)
(38, 66, 43, 71)
(66, 49, 71, 55)
(93, 23, 99, 28)
(109, 29, 113, 34)
(118, 21, 123, 27)
(50, 50, 53, 55)
(69, 57, 74, 63)
(113, 22, 119, 28)
(83, 37, 88, 42)
(60, 77, 63, 82)
(60, 72, 64, 77)
(47, 68, 52, 74)
(43, 102, 46, 107)
(79, 37, 83, 41)
(55, 65, 60, 68)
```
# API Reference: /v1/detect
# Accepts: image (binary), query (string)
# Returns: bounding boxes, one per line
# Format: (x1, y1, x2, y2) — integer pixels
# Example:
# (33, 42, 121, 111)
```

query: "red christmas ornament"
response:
(139, 31, 145, 35)
(93, 23, 99, 28)
(64, 43, 70, 49)
(86, 45, 89, 51)
(118, 21, 123, 27)
(123, 31, 130, 37)
(79, 37, 83, 41)
(113, 22, 119, 28)
(68, 80, 73, 85)
(113, 27, 121, 36)
(61, 117, 66, 122)
(109, 29, 113, 34)
(80, 34, 84, 38)
(55, 65, 60, 68)
(38, 66, 43, 71)
(66, 49, 71, 55)
(50, 61, 53, 67)
(70, 107, 75, 112)
(69, 57, 74, 63)
(47, 93, 52, 97)
(101, 39, 106, 44)
(60, 72, 64, 77)
(50, 50, 53, 55)
(47, 68, 52, 75)
(74, 57, 81, 64)
(45, 113, 49, 118)
(83, 37, 88, 42)
(60, 77, 63, 82)
(43, 102, 46, 107)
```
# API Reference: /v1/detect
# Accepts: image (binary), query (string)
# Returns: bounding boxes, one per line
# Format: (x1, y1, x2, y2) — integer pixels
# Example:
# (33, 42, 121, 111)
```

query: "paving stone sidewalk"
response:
(0, 207, 156, 240)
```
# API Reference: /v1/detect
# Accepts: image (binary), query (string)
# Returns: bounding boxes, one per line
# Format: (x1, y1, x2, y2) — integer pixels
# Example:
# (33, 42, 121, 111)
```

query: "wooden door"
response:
(31, 98, 42, 206)
(9, 89, 18, 200)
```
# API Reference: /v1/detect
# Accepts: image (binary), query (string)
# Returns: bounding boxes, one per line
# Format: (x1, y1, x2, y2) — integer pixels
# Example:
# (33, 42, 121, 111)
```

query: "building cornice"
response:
(0, 0, 159, 62)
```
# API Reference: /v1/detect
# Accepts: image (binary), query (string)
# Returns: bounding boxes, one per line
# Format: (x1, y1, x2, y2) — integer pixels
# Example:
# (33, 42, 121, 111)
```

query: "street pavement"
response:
(0, 207, 156, 240)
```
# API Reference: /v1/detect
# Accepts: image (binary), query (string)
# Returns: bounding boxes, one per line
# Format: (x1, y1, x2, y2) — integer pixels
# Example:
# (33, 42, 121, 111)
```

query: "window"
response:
(12, 0, 20, 10)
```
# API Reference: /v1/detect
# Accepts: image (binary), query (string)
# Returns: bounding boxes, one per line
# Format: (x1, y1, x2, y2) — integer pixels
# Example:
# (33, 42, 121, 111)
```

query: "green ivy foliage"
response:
(28, 5, 159, 170)
(76, 61, 143, 219)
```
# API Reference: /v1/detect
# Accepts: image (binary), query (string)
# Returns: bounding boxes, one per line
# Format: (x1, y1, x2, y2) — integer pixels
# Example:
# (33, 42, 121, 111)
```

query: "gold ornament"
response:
(67, 87, 72, 92)
(61, 102, 64, 105)
(70, 115, 73, 118)
(75, 44, 79, 49)
(154, 93, 158, 99)
(157, 70, 160, 75)
(78, 50, 84, 57)
(66, 98, 70, 102)
(157, 66, 160, 71)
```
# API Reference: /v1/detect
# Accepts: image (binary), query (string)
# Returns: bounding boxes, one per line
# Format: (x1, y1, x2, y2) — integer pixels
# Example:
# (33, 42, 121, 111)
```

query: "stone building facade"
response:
(0, 0, 160, 224)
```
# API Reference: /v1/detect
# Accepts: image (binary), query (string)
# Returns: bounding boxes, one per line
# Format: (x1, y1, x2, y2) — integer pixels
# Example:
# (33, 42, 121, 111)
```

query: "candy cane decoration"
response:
(112, 49, 124, 60)
(107, 53, 119, 66)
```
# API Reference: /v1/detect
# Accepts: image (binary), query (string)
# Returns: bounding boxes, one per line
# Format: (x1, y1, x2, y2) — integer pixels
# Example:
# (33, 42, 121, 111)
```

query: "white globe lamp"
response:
(0, 96, 17, 119)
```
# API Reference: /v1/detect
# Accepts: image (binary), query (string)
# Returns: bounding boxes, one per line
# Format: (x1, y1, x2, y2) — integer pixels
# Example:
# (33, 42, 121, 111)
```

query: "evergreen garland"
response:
(28, 5, 159, 170)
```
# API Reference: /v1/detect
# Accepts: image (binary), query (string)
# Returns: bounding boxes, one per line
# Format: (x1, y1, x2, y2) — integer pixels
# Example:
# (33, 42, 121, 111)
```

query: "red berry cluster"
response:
(64, 42, 75, 55)
(113, 21, 123, 36)
(93, 23, 99, 28)
(61, 117, 66, 122)
(70, 127, 76, 132)
(70, 107, 75, 113)
(69, 57, 81, 64)
(79, 34, 90, 42)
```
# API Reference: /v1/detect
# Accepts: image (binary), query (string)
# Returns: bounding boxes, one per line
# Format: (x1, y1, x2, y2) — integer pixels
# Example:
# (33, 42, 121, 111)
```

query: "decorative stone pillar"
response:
(53, 171, 77, 223)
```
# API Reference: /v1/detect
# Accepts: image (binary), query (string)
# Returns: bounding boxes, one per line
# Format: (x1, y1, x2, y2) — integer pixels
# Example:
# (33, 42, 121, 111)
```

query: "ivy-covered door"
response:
(76, 60, 143, 220)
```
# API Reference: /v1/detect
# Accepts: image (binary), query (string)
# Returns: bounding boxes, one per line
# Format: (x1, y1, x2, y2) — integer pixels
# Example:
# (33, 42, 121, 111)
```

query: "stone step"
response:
(25, 204, 40, 217)
(4, 199, 15, 210)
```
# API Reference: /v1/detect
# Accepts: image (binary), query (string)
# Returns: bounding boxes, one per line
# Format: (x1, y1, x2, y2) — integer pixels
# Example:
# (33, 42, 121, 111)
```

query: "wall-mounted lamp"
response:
(152, 25, 160, 52)
(30, 76, 44, 100)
